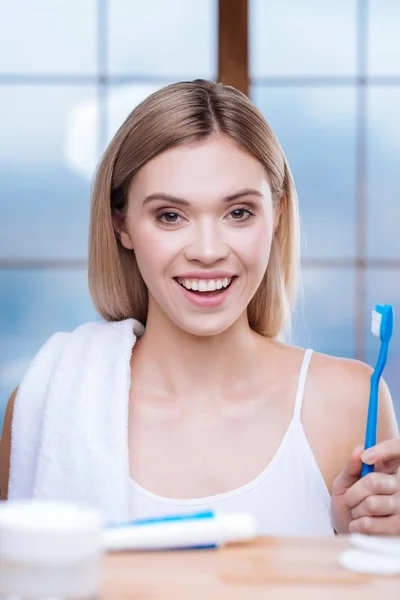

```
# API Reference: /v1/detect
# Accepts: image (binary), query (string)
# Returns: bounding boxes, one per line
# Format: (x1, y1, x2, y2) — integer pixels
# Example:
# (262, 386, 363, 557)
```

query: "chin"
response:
(170, 313, 242, 338)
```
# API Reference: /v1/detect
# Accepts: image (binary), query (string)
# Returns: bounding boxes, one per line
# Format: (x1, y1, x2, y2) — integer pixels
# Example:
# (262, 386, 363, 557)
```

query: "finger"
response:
(374, 458, 400, 475)
(351, 493, 400, 519)
(331, 446, 364, 496)
(349, 514, 400, 536)
(344, 472, 400, 509)
(362, 439, 400, 467)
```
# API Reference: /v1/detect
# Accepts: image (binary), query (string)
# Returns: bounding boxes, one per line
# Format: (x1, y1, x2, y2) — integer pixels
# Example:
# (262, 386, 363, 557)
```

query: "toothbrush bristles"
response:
(371, 310, 382, 337)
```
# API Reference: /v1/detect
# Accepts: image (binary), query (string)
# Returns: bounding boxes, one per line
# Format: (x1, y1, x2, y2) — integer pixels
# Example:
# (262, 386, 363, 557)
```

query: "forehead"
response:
(131, 136, 270, 199)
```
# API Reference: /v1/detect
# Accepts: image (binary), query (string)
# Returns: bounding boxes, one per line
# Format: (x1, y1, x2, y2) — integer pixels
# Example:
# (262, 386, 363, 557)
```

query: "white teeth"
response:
(177, 277, 233, 292)
(198, 280, 208, 292)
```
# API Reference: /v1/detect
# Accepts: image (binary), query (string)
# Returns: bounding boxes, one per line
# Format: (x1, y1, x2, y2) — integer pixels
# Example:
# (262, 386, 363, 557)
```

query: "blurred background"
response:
(1, 0, 399, 432)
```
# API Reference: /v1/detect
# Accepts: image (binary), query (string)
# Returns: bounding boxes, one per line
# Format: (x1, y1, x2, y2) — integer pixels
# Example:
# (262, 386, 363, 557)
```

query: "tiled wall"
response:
(1, 0, 399, 431)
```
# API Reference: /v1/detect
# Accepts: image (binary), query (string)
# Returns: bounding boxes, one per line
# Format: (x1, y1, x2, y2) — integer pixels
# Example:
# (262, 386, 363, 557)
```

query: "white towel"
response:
(8, 318, 144, 524)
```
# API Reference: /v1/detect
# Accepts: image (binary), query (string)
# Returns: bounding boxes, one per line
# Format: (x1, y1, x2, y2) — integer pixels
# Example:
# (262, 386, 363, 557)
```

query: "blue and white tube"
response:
(104, 510, 256, 551)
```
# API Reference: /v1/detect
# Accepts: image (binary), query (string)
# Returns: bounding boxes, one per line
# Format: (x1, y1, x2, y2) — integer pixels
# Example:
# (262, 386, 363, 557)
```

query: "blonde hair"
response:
(89, 79, 300, 337)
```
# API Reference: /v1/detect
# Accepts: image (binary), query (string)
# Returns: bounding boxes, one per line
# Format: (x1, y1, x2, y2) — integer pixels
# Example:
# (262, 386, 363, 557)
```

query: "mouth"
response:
(174, 276, 236, 297)
(173, 276, 238, 308)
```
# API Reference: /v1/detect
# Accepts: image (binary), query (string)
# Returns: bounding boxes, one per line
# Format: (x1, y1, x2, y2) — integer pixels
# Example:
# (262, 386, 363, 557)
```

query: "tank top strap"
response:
(293, 349, 314, 422)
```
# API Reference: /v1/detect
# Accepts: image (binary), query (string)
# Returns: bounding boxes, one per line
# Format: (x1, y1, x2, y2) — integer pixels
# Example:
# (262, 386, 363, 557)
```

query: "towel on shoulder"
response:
(8, 318, 144, 524)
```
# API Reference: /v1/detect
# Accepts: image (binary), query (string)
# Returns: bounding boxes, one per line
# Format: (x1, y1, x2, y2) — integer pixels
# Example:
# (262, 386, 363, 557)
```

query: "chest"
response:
(128, 393, 294, 499)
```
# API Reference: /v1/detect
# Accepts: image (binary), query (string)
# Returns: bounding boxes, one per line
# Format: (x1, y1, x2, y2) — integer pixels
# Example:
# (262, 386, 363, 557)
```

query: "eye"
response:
(156, 211, 183, 224)
(228, 208, 254, 221)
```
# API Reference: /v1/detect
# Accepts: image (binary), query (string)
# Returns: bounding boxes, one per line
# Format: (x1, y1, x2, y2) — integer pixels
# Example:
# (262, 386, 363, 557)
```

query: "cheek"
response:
(238, 226, 273, 272)
(129, 224, 176, 280)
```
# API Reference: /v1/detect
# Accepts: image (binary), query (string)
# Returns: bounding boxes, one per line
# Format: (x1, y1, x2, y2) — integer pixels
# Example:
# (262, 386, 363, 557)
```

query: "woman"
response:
(1, 79, 399, 536)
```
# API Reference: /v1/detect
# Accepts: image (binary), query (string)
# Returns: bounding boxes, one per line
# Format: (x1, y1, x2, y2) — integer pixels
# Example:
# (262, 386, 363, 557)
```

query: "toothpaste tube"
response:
(103, 510, 256, 551)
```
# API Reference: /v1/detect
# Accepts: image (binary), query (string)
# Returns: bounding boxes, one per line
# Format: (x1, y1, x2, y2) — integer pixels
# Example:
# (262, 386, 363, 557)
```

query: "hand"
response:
(331, 439, 400, 535)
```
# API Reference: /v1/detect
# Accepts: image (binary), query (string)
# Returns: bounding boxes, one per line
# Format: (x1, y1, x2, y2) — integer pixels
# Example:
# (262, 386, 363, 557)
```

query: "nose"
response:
(183, 219, 229, 264)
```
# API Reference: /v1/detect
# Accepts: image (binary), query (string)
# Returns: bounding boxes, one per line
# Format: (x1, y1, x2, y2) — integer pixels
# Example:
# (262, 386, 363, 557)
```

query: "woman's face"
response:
(120, 135, 278, 336)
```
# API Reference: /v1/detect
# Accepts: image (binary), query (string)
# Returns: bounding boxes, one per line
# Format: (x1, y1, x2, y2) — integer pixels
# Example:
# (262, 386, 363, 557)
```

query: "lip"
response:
(174, 276, 237, 308)
(174, 271, 236, 280)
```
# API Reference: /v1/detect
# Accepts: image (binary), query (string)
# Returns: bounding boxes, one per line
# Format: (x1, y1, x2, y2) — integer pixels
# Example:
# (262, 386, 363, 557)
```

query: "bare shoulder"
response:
(301, 351, 398, 491)
(0, 387, 18, 500)
(310, 351, 397, 440)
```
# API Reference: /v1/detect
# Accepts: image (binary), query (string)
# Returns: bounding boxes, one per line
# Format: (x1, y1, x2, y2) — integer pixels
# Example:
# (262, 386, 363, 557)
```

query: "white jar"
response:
(0, 500, 104, 600)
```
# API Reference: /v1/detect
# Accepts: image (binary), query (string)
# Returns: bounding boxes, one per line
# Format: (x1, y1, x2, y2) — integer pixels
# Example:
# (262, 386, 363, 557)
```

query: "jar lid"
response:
(0, 500, 104, 565)
(339, 534, 400, 575)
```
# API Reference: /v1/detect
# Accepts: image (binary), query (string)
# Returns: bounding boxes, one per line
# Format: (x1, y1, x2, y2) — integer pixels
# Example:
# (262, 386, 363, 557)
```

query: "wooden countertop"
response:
(101, 535, 400, 599)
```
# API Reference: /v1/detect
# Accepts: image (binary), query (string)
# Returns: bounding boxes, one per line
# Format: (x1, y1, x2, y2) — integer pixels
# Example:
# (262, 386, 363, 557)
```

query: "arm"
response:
(304, 354, 398, 495)
(0, 388, 18, 500)
(330, 367, 399, 534)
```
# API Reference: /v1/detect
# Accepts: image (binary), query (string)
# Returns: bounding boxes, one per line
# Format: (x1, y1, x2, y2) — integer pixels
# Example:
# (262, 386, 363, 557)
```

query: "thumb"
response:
(332, 446, 364, 496)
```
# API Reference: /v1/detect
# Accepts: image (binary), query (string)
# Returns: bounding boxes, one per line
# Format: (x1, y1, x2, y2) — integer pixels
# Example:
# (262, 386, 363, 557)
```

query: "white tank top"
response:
(129, 349, 334, 537)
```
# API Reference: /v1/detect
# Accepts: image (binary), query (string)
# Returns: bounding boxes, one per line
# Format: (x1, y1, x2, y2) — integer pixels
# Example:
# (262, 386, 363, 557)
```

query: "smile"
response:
(176, 277, 233, 292)
(173, 276, 237, 308)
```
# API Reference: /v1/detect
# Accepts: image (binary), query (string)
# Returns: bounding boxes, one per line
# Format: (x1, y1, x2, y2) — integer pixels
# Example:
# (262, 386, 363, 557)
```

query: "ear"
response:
(112, 215, 134, 250)
(119, 230, 134, 250)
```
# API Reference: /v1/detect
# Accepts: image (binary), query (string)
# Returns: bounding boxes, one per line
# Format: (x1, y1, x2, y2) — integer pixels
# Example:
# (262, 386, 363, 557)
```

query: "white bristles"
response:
(371, 310, 382, 338)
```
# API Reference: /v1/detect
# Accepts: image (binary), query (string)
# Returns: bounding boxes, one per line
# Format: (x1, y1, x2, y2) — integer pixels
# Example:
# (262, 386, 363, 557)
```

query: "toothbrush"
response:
(361, 304, 394, 478)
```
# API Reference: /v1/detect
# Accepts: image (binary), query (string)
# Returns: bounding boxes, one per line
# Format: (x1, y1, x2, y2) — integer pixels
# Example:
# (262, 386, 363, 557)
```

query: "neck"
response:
(131, 306, 271, 404)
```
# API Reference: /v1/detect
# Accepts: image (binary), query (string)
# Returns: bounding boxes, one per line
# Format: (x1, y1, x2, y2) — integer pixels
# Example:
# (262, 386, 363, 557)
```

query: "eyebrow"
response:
(142, 188, 264, 207)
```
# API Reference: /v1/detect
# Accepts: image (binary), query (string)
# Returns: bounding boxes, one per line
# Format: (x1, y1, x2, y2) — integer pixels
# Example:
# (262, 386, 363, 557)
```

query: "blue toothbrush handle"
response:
(361, 461, 374, 477)
(361, 374, 379, 477)
(361, 342, 389, 478)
